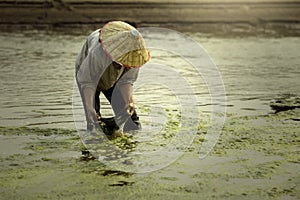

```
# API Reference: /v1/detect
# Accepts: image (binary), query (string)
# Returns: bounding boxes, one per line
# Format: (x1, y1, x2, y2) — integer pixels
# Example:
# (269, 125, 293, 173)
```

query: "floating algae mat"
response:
(78, 106, 206, 173)
(0, 107, 299, 199)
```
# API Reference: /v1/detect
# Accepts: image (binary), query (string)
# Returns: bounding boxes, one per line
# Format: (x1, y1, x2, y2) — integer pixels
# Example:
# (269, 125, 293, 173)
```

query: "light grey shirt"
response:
(75, 29, 139, 92)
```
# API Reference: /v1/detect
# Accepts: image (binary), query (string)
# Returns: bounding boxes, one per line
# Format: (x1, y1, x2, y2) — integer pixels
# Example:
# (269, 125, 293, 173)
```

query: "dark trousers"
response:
(95, 87, 113, 116)
(94, 85, 140, 122)
(77, 77, 140, 131)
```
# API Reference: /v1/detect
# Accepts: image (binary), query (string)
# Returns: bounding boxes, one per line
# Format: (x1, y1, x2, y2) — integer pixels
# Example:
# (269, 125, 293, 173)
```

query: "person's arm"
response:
(118, 84, 137, 116)
(117, 68, 139, 104)
(76, 44, 109, 130)
(82, 86, 97, 125)
(76, 75, 98, 130)
(112, 68, 140, 129)
(118, 83, 133, 108)
(116, 82, 141, 131)
(109, 83, 132, 126)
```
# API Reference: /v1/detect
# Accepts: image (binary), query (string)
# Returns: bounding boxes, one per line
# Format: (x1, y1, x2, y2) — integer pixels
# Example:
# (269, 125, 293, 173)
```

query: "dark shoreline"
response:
(0, 0, 299, 36)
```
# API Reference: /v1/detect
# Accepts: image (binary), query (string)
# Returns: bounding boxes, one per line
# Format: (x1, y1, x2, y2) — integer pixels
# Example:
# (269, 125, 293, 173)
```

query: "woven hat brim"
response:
(115, 48, 150, 68)
(100, 21, 150, 68)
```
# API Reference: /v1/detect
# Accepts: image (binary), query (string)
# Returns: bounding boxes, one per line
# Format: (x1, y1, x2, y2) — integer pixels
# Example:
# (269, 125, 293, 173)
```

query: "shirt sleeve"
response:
(75, 40, 89, 75)
(117, 68, 140, 86)
(76, 46, 106, 90)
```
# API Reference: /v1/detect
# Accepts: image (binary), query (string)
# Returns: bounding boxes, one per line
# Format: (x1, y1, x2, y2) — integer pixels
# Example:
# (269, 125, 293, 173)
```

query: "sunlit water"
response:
(0, 31, 299, 129)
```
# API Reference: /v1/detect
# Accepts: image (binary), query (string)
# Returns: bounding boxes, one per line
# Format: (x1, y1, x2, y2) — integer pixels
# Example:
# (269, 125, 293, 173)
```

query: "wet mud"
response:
(0, 105, 299, 199)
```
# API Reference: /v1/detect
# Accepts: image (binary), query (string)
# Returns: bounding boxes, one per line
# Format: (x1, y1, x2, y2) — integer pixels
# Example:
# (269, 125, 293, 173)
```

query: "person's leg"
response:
(94, 90, 101, 117)
(103, 85, 141, 131)
(102, 86, 114, 103)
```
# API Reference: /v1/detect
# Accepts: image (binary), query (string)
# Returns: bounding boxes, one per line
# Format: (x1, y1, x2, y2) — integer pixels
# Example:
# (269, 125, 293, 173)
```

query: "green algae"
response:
(0, 126, 77, 136)
(0, 108, 299, 199)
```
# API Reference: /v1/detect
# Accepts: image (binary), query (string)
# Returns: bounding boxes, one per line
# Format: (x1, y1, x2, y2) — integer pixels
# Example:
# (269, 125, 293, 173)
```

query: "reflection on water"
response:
(0, 31, 299, 129)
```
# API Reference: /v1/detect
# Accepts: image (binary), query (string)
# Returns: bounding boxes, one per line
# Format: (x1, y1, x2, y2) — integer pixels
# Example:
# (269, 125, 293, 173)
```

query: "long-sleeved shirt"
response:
(75, 29, 139, 92)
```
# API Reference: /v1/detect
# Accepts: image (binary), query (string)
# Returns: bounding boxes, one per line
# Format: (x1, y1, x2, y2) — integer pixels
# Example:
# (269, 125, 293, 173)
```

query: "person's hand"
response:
(86, 107, 97, 131)
(87, 107, 97, 121)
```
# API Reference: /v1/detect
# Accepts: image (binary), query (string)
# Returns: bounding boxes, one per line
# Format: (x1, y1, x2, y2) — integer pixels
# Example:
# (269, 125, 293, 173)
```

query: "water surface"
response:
(0, 31, 299, 129)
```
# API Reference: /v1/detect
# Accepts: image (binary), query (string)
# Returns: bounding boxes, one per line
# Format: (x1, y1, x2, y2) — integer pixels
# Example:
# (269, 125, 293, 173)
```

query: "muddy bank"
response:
(0, 0, 300, 36)
(0, 107, 299, 199)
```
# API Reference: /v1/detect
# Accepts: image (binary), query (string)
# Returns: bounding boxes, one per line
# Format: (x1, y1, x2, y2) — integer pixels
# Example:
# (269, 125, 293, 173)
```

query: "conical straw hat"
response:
(100, 21, 150, 68)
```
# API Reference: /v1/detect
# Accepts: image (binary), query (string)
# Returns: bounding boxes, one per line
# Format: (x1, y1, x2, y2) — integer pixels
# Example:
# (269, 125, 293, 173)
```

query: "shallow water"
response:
(0, 31, 299, 129)
(0, 31, 299, 194)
